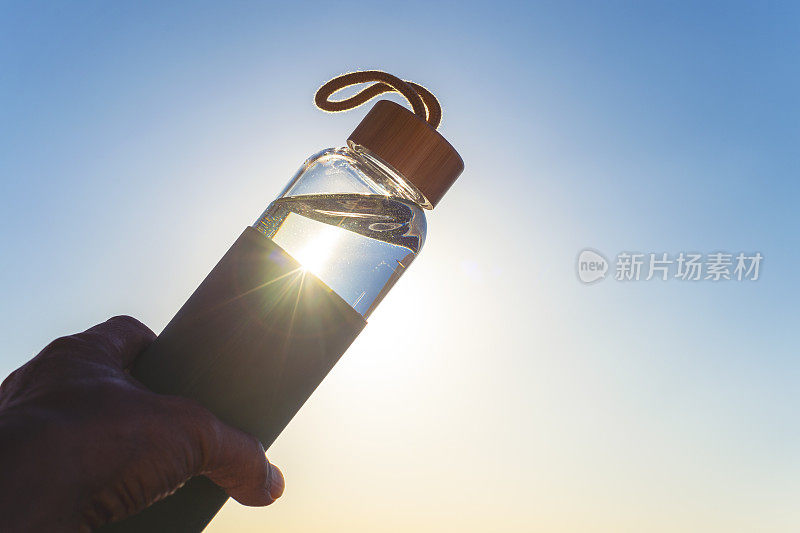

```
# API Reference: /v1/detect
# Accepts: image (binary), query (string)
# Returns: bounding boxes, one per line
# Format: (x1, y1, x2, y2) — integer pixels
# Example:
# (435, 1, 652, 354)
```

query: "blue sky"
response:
(1, 2, 799, 531)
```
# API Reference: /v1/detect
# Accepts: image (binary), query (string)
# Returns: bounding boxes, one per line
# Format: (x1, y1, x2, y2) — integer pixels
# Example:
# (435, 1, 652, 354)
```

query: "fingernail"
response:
(267, 463, 285, 501)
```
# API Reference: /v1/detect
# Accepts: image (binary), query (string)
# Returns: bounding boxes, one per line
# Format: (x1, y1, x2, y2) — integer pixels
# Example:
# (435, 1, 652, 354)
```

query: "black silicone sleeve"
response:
(100, 227, 366, 532)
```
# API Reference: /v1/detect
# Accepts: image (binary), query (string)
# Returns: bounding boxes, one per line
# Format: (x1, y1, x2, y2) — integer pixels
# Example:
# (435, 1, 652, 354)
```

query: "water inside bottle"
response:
(254, 193, 426, 318)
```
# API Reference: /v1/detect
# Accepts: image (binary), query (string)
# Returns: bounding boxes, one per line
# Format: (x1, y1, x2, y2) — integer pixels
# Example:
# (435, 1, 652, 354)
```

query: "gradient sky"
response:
(1, 1, 799, 531)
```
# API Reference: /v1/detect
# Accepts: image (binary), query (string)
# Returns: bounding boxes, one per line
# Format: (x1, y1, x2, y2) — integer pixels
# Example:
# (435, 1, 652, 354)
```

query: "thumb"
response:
(165, 397, 285, 507)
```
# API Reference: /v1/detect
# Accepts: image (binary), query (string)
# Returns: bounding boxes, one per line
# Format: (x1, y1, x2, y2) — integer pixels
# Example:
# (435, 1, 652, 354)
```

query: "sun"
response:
(291, 224, 342, 277)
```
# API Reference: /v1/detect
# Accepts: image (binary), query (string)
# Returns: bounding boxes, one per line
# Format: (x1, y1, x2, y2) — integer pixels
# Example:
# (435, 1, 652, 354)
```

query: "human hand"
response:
(0, 316, 284, 532)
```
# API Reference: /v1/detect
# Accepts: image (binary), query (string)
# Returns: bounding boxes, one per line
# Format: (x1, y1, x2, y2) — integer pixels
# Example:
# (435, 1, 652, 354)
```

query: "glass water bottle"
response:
(103, 98, 463, 532)
(256, 144, 430, 318)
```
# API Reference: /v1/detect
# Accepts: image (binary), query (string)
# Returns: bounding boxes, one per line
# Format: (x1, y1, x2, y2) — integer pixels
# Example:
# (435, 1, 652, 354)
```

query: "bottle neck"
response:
(347, 141, 433, 209)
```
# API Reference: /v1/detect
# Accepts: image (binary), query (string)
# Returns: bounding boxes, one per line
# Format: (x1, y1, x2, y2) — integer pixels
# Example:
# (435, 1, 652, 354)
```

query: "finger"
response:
(166, 398, 285, 506)
(79, 315, 156, 369)
(2, 318, 153, 402)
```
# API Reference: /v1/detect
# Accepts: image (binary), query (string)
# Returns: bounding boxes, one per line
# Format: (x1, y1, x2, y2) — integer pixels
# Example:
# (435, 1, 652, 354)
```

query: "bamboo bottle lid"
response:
(315, 71, 464, 208)
(348, 100, 463, 208)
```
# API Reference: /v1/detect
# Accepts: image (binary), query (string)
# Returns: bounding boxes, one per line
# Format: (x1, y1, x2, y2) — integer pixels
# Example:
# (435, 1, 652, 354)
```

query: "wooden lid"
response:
(348, 100, 464, 208)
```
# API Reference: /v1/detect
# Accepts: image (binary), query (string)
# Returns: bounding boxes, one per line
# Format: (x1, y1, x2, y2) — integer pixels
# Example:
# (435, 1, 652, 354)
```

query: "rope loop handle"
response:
(315, 70, 442, 129)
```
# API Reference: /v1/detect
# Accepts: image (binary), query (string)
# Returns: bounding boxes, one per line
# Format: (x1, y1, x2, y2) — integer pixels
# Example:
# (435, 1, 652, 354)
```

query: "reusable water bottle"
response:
(102, 71, 463, 532)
